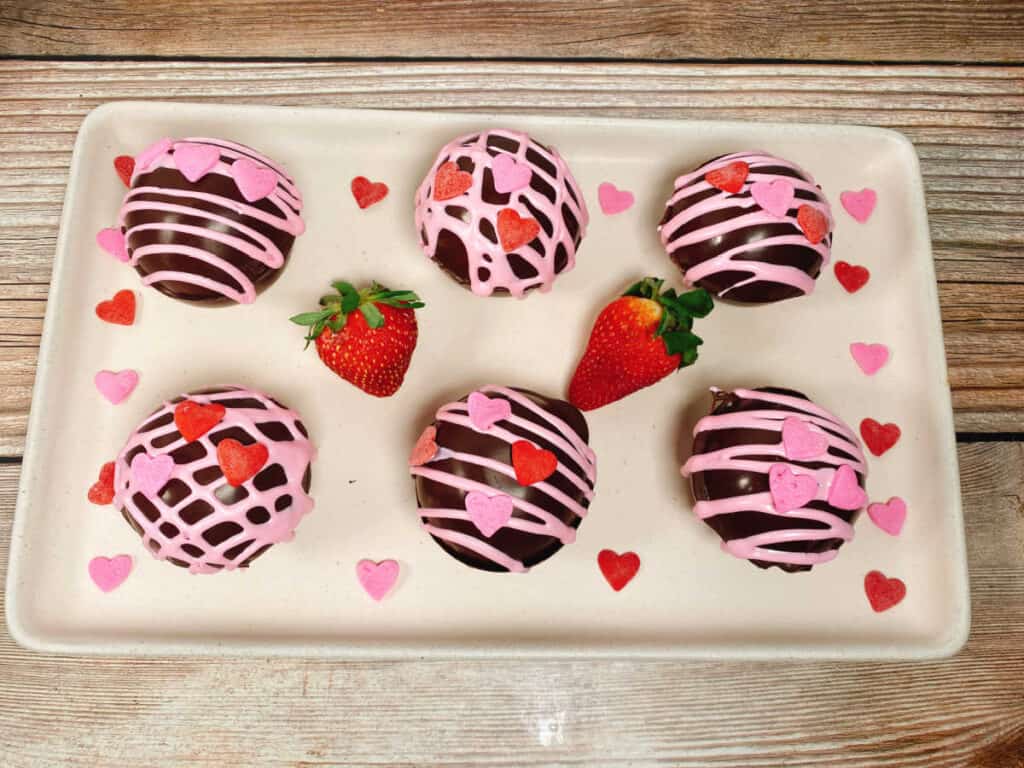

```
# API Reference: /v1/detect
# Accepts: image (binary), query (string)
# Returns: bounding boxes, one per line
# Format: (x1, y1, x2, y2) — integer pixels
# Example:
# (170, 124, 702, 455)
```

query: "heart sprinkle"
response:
(597, 549, 640, 591)
(351, 176, 389, 209)
(465, 491, 514, 538)
(750, 179, 795, 218)
(173, 142, 220, 183)
(496, 208, 541, 252)
(840, 188, 877, 223)
(94, 369, 138, 405)
(409, 425, 439, 467)
(511, 440, 558, 486)
(216, 439, 269, 487)
(88, 555, 133, 593)
(827, 464, 867, 511)
(356, 559, 400, 601)
(467, 391, 512, 431)
(96, 227, 129, 263)
(95, 289, 136, 325)
(173, 400, 226, 442)
(868, 496, 907, 536)
(433, 161, 473, 201)
(864, 570, 906, 612)
(134, 138, 173, 172)
(705, 161, 749, 194)
(768, 464, 818, 513)
(130, 452, 174, 497)
(797, 204, 829, 244)
(231, 157, 277, 202)
(860, 418, 901, 457)
(781, 416, 829, 460)
(114, 155, 135, 187)
(834, 261, 870, 293)
(492, 154, 532, 194)
(850, 342, 890, 375)
(87, 461, 116, 505)
(597, 182, 635, 215)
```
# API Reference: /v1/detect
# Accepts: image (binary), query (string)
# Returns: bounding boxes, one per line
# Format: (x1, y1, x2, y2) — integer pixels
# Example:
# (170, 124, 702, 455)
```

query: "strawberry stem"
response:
(290, 281, 425, 348)
(623, 277, 713, 369)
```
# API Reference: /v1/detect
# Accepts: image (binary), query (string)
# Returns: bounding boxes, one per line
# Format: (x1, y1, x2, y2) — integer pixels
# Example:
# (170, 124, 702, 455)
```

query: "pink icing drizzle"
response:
(681, 388, 866, 567)
(413, 130, 589, 298)
(658, 151, 833, 298)
(410, 386, 597, 573)
(112, 387, 316, 574)
(118, 138, 304, 304)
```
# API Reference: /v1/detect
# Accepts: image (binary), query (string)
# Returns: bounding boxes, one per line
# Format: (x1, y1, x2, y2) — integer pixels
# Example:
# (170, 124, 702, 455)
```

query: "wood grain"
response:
(1, 443, 1021, 766)
(0, 61, 1021, 455)
(2, 0, 1024, 63)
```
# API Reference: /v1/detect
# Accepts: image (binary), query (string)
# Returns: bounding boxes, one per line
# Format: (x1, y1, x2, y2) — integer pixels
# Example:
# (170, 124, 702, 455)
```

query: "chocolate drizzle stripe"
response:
(480, 386, 595, 467)
(421, 523, 528, 573)
(124, 213, 287, 267)
(418, 507, 576, 539)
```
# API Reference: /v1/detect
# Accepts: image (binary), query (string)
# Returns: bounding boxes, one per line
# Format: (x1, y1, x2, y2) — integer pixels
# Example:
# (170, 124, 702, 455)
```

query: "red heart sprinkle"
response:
(834, 261, 870, 293)
(597, 549, 640, 592)
(87, 461, 116, 505)
(497, 208, 541, 252)
(705, 161, 749, 194)
(864, 570, 906, 612)
(797, 204, 829, 244)
(860, 418, 901, 457)
(94, 289, 136, 325)
(174, 400, 227, 443)
(511, 440, 557, 486)
(351, 176, 389, 209)
(114, 155, 135, 187)
(433, 161, 473, 201)
(216, 439, 269, 487)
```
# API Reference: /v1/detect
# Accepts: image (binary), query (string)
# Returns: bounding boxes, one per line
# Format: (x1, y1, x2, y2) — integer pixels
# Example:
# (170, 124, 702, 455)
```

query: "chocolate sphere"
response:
(681, 387, 866, 572)
(120, 138, 304, 305)
(410, 386, 597, 572)
(113, 386, 315, 573)
(658, 151, 833, 304)
(413, 129, 588, 298)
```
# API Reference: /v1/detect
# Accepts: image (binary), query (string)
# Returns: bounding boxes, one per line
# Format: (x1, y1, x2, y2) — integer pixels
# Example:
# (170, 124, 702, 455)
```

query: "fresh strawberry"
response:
(568, 278, 713, 411)
(290, 281, 424, 397)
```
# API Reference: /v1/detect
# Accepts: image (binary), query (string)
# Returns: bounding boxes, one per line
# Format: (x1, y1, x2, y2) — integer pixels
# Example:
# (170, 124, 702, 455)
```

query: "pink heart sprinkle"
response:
(840, 188, 877, 223)
(850, 342, 890, 375)
(88, 555, 133, 593)
(467, 391, 511, 431)
(768, 464, 818, 514)
(492, 153, 532, 194)
(750, 178, 795, 218)
(356, 559, 400, 601)
(408, 425, 438, 467)
(827, 464, 866, 511)
(96, 227, 128, 263)
(868, 496, 907, 536)
(130, 452, 174, 497)
(94, 369, 138, 404)
(597, 182, 635, 215)
(231, 157, 278, 202)
(781, 416, 829, 461)
(173, 142, 221, 183)
(134, 138, 173, 173)
(465, 491, 514, 538)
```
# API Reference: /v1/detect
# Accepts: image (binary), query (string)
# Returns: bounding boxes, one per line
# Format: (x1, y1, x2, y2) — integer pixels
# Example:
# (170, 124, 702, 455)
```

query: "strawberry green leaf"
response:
(677, 288, 714, 317)
(290, 311, 330, 326)
(359, 302, 385, 329)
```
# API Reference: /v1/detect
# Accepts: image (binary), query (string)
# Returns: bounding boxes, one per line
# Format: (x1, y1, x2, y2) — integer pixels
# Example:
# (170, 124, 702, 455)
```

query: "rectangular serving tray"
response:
(5, 102, 969, 658)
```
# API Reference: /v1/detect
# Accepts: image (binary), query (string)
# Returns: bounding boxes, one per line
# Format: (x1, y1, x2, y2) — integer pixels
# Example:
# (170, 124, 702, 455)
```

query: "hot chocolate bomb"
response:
(682, 387, 867, 572)
(113, 386, 315, 573)
(410, 386, 597, 572)
(119, 137, 305, 305)
(659, 151, 833, 304)
(414, 129, 589, 297)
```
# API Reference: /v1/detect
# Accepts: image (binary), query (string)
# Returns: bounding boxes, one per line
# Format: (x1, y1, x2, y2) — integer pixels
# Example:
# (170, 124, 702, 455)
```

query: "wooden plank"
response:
(0, 61, 1021, 457)
(0, 443, 1022, 765)
(1, 0, 1024, 63)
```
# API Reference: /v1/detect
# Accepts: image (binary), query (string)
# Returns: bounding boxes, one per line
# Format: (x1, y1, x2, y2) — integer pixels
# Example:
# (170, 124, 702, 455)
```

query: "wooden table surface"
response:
(1, 3, 1023, 766)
